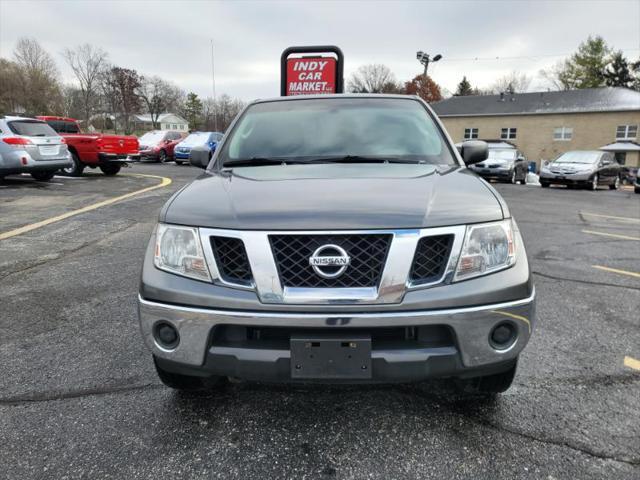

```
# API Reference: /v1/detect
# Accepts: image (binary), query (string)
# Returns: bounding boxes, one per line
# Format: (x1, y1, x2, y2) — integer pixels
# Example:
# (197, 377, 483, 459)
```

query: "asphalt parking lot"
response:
(1, 164, 639, 479)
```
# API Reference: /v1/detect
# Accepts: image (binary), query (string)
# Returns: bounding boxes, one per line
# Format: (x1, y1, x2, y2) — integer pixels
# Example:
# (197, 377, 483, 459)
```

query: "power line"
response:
(441, 47, 640, 63)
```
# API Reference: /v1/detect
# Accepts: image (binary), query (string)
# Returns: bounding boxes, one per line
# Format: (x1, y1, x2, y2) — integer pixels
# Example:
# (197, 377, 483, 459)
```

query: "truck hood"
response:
(163, 163, 505, 230)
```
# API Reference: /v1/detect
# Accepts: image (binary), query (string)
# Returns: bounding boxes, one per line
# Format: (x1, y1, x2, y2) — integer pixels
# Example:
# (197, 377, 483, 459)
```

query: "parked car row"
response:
(137, 130, 223, 165)
(0, 114, 225, 181)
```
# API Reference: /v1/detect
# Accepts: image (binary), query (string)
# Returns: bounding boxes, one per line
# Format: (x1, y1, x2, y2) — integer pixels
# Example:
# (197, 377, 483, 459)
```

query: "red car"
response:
(138, 130, 185, 162)
(37, 116, 139, 176)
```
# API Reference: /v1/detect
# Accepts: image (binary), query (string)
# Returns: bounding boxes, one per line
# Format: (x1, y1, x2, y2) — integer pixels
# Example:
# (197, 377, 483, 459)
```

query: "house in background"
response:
(132, 113, 189, 132)
(432, 87, 640, 168)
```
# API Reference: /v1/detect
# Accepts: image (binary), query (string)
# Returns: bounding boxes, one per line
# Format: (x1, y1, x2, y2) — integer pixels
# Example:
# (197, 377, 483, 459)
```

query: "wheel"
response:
(509, 170, 517, 184)
(61, 151, 85, 177)
(590, 174, 599, 190)
(99, 164, 121, 176)
(454, 359, 518, 395)
(635, 186, 640, 194)
(540, 181, 549, 188)
(30, 170, 56, 182)
(153, 356, 226, 391)
(609, 176, 620, 190)
(175, 160, 183, 165)
(158, 149, 167, 163)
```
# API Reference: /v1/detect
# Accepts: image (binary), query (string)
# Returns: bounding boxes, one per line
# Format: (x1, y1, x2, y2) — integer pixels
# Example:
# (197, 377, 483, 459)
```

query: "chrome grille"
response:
(269, 234, 392, 288)
(409, 234, 454, 285)
(210, 236, 253, 286)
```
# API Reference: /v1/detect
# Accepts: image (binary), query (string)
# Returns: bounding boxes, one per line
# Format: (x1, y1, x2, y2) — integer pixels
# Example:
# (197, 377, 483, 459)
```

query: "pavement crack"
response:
(0, 382, 164, 406)
(532, 270, 640, 291)
(480, 418, 640, 466)
(0, 221, 137, 282)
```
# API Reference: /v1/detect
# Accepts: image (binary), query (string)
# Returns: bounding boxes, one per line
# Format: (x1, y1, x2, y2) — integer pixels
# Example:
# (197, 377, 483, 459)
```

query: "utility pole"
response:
(416, 51, 442, 77)
(211, 39, 218, 132)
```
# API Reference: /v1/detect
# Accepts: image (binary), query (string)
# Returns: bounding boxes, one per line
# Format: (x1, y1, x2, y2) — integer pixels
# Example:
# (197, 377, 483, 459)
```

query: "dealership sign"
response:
(286, 57, 337, 95)
(281, 46, 344, 96)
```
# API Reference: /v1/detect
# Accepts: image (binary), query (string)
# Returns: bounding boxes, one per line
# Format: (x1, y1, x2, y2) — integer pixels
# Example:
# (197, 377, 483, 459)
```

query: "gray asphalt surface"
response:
(1, 164, 639, 479)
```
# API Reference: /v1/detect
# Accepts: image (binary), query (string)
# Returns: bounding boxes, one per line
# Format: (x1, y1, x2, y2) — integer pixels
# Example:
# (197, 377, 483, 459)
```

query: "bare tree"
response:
(204, 94, 245, 132)
(138, 76, 182, 129)
(348, 64, 402, 93)
(11, 37, 62, 114)
(489, 71, 531, 94)
(62, 44, 109, 126)
(102, 67, 141, 134)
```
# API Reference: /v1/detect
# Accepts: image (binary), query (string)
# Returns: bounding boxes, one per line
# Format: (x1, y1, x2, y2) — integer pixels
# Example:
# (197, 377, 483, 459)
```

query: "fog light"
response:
(490, 322, 516, 349)
(155, 322, 179, 349)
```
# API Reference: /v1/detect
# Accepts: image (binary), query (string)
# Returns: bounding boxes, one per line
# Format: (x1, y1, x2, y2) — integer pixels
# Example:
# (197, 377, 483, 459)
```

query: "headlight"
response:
(454, 219, 516, 281)
(154, 224, 211, 281)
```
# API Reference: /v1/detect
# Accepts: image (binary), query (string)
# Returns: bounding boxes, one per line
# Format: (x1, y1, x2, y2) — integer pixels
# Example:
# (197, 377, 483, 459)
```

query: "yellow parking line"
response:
(490, 310, 531, 334)
(624, 356, 640, 371)
(0, 174, 172, 241)
(582, 230, 640, 241)
(592, 265, 640, 279)
(581, 212, 640, 223)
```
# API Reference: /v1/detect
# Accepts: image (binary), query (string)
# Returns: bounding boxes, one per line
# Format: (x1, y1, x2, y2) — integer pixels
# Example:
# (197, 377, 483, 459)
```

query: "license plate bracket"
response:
(290, 334, 372, 379)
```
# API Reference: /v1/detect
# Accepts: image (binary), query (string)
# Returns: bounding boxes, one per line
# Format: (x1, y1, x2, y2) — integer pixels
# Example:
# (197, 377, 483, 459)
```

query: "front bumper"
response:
(471, 167, 512, 180)
(539, 171, 593, 184)
(138, 289, 535, 382)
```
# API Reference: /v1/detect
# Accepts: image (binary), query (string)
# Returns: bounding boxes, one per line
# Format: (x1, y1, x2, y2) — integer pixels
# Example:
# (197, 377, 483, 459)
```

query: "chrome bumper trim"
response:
(138, 288, 535, 369)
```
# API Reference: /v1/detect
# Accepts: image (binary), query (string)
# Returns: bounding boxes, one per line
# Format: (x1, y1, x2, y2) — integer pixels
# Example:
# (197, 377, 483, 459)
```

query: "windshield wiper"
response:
(223, 157, 304, 168)
(306, 155, 422, 164)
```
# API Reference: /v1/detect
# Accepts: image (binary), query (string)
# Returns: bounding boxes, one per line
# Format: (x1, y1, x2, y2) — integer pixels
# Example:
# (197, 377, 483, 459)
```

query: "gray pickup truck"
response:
(138, 95, 535, 395)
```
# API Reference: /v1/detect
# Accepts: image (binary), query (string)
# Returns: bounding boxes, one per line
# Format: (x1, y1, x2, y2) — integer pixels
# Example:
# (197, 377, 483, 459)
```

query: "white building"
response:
(132, 113, 189, 132)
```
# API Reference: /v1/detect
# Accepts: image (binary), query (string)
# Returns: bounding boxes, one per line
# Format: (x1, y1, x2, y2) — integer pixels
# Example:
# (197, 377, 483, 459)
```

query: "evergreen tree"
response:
(455, 76, 473, 96)
(184, 92, 203, 130)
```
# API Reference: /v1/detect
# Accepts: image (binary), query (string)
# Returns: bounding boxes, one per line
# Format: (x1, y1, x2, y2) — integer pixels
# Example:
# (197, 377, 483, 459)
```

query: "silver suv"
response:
(138, 95, 535, 395)
(0, 116, 72, 182)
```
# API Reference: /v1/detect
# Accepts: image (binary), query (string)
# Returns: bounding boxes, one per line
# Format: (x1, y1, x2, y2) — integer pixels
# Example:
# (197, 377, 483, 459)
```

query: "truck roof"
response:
(37, 116, 78, 123)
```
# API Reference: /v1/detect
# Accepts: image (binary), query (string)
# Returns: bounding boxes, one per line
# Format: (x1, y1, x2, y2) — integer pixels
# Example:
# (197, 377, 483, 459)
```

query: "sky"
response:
(0, 0, 639, 101)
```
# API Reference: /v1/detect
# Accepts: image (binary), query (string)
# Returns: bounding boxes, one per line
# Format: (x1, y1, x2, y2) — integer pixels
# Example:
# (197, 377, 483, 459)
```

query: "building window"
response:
(464, 128, 478, 140)
(501, 127, 517, 139)
(553, 127, 573, 141)
(616, 125, 638, 139)
(172, 124, 177, 130)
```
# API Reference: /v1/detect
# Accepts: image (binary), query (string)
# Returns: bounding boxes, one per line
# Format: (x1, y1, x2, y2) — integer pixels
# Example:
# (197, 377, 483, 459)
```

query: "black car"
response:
(468, 142, 528, 184)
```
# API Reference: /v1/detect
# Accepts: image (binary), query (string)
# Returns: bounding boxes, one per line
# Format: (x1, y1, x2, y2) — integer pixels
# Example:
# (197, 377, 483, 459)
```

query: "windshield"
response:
(139, 131, 166, 144)
(554, 151, 601, 164)
(179, 132, 212, 147)
(8, 120, 58, 137)
(488, 149, 516, 160)
(218, 98, 456, 166)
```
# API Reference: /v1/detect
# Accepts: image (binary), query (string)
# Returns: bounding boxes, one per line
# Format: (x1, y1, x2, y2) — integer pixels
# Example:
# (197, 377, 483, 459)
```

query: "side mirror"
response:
(460, 140, 488, 165)
(189, 145, 211, 169)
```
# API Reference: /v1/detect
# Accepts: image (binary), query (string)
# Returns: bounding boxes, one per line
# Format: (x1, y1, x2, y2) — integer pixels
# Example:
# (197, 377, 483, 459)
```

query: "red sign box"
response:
(285, 56, 337, 96)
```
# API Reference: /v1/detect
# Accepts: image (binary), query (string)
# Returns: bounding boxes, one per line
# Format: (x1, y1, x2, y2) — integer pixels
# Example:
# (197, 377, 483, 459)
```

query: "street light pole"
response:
(416, 51, 442, 77)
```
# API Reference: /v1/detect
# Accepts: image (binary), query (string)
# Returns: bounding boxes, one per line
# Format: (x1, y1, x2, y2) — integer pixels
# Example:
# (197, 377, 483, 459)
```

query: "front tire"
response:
(609, 176, 620, 190)
(99, 164, 121, 176)
(153, 356, 226, 391)
(590, 174, 599, 191)
(30, 170, 56, 182)
(61, 151, 85, 177)
(540, 181, 550, 188)
(509, 170, 517, 184)
(454, 359, 518, 395)
(175, 160, 183, 165)
(158, 149, 167, 163)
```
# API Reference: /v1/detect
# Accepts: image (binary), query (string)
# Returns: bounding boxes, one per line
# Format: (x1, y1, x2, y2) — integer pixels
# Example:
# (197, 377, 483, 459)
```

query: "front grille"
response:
(269, 234, 392, 288)
(210, 236, 253, 286)
(409, 234, 454, 285)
